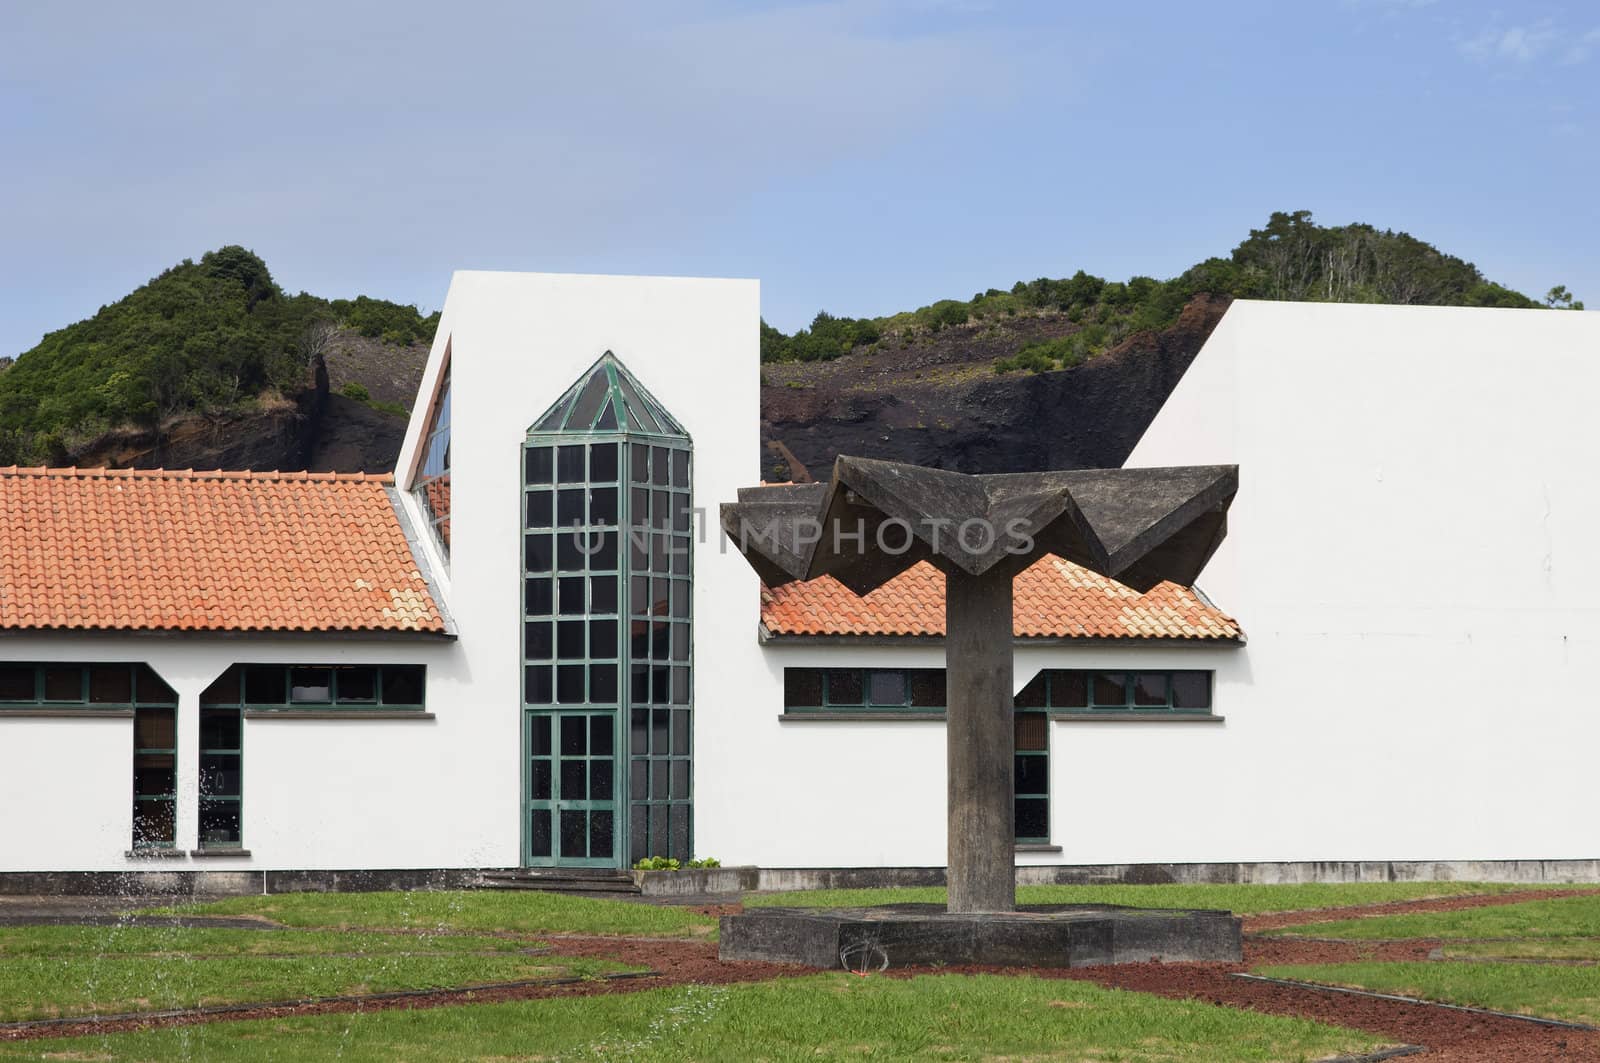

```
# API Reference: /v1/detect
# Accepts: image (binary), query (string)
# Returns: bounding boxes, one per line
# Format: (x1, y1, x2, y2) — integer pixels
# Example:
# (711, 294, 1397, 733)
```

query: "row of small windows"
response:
(1014, 670, 1212, 712)
(0, 662, 175, 706)
(524, 663, 691, 707)
(525, 442, 690, 490)
(524, 620, 691, 663)
(524, 574, 690, 622)
(0, 662, 427, 854)
(201, 664, 425, 709)
(523, 533, 691, 577)
(782, 668, 1213, 714)
(526, 489, 694, 534)
(782, 668, 946, 711)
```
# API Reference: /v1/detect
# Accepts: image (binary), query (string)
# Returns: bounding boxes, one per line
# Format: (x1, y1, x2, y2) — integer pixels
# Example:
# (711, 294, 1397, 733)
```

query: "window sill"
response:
(125, 848, 185, 860)
(244, 711, 435, 720)
(1049, 712, 1224, 724)
(191, 849, 251, 859)
(1016, 843, 1062, 853)
(780, 712, 945, 722)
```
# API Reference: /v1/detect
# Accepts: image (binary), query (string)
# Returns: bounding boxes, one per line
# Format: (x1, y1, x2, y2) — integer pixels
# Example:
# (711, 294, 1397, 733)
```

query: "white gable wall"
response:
(1117, 300, 1600, 865)
(400, 271, 764, 870)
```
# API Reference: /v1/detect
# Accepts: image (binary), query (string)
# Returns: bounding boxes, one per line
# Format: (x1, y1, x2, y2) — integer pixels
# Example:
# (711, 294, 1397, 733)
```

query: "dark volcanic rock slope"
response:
(59, 296, 1227, 477)
(760, 294, 1230, 481)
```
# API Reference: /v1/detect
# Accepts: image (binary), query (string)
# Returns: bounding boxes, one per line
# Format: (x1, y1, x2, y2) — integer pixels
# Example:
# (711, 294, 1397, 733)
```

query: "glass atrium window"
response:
(412, 354, 452, 560)
(524, 352, 693, 867)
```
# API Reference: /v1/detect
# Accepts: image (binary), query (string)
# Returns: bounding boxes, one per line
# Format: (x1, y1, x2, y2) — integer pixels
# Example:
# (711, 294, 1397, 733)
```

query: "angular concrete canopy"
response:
(720, 456, 1238, 595)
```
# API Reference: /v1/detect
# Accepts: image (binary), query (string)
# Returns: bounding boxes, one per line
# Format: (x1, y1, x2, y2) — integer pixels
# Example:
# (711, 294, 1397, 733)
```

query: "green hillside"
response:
(760, 210, 1580, 372)
(0, 246, 436, 465)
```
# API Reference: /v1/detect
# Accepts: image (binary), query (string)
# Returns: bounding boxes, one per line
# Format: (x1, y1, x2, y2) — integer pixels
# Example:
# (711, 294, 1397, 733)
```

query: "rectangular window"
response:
(205, 664, 427, 713)
(0, 666, 33, 701)
(125, 665, 180, 852)
(782, 668, 948, 713)
(0, 664, 174, 713)
(1039, 669, 1213, 715)
(199, 701, 242, 850)
(783, 668, 917, 712)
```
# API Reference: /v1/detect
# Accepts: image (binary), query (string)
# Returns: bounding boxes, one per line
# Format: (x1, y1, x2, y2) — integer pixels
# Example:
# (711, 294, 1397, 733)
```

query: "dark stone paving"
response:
(0, 896, 277, 929)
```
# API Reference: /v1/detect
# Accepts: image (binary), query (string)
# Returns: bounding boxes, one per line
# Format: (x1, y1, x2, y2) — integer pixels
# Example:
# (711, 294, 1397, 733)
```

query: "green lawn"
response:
(149, 889, 717, 938)
(1441, 939, 1600, 961)
(1257, 961, 1600, 1026)
(748, 881, 1549, 915)
(0, 925, 628, 1023)
(0, 973, 1386, 1062)
(1268, 894, 1600, 940)
(0, 925, 533, 959)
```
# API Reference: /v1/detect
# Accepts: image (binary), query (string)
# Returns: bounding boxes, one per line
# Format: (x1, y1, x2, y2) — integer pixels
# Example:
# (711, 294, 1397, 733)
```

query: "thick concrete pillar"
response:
(944, 568, 1015, 913)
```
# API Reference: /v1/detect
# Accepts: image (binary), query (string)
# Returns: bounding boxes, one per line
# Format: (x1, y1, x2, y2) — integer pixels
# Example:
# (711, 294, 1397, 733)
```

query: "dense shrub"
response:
(0, 246, 439, 464)
(762, 211, 1560, 365)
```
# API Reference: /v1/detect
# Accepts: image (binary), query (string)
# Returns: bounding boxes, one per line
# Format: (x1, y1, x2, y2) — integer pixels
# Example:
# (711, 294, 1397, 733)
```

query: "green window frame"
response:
(197, 695, 243, 852)
(1022, 669, 1214, 715)
(524, 352, 695, 868)
(781, 667, 946, 713)
(0, 661, 173, 711)
(412, 356, 452, 561)
(203, 664, 427, 713)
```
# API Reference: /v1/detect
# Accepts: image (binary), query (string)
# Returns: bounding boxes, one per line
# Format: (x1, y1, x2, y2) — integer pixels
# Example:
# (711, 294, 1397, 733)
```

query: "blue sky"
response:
(2, 0, 1596, 356)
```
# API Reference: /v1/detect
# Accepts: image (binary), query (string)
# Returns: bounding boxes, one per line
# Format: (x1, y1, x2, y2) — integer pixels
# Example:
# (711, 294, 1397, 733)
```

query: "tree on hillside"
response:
(1546, 285, 1586, 310)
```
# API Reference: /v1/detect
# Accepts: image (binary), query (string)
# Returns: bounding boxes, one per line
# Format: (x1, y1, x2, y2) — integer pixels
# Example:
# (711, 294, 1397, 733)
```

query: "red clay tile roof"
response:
(0, 467, 446, 634)
(761, 555, 1241, 641)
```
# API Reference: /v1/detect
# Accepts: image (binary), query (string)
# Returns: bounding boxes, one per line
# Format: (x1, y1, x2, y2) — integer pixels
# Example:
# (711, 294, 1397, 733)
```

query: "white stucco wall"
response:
(0, 636, 467, 872)
(720, 640, 1242, 869)
(1115, 299, 1600, 865)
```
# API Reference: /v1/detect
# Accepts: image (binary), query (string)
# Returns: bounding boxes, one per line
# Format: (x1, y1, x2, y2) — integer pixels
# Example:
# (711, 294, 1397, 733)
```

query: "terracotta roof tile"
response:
(0, 466, 445, 635)
(761, 555, 1241, 641)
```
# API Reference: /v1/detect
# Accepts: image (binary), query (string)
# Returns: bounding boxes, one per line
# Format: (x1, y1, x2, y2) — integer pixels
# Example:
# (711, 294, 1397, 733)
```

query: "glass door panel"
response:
(527, 710, 616, 867)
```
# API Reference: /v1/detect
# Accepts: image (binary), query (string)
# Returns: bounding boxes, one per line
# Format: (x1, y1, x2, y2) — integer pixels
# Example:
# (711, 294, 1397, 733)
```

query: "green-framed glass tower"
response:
(522, 352, 694, 868)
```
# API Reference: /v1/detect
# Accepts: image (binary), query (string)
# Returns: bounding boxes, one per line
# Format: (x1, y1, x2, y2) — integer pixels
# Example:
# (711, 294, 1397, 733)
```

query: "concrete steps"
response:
(479, 869, 641, 895)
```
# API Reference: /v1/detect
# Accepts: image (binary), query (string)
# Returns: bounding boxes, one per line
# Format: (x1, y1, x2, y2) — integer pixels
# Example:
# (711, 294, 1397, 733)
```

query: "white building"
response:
(0, 279, 1595, 889)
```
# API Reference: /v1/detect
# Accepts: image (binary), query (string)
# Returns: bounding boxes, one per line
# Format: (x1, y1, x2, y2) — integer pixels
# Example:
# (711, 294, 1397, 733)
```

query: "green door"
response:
(526, 710, 617, 867)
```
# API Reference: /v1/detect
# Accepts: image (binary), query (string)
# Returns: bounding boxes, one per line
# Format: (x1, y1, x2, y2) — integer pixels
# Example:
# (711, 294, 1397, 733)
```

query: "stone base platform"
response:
(719, 903, 1242, 970)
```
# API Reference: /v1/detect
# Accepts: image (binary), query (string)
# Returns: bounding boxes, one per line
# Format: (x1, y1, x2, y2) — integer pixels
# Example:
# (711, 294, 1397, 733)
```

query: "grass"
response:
(1255, 892, 1600, 1026)
(0, 925, 534, 959)
(147, 889, 716, 938)
(1267, 894, 1600, 940)
(0, 972, 1386, 1062)
(1441, 939, 1600, 961)
(0, 925, 627, 1022)
(1257, 961, 1600, 1026)
(747, 881, 1549, 915)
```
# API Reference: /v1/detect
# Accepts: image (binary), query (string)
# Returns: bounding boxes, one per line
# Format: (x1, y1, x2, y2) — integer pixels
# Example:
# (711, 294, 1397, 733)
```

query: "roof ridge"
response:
(0, 465, 395, 485)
